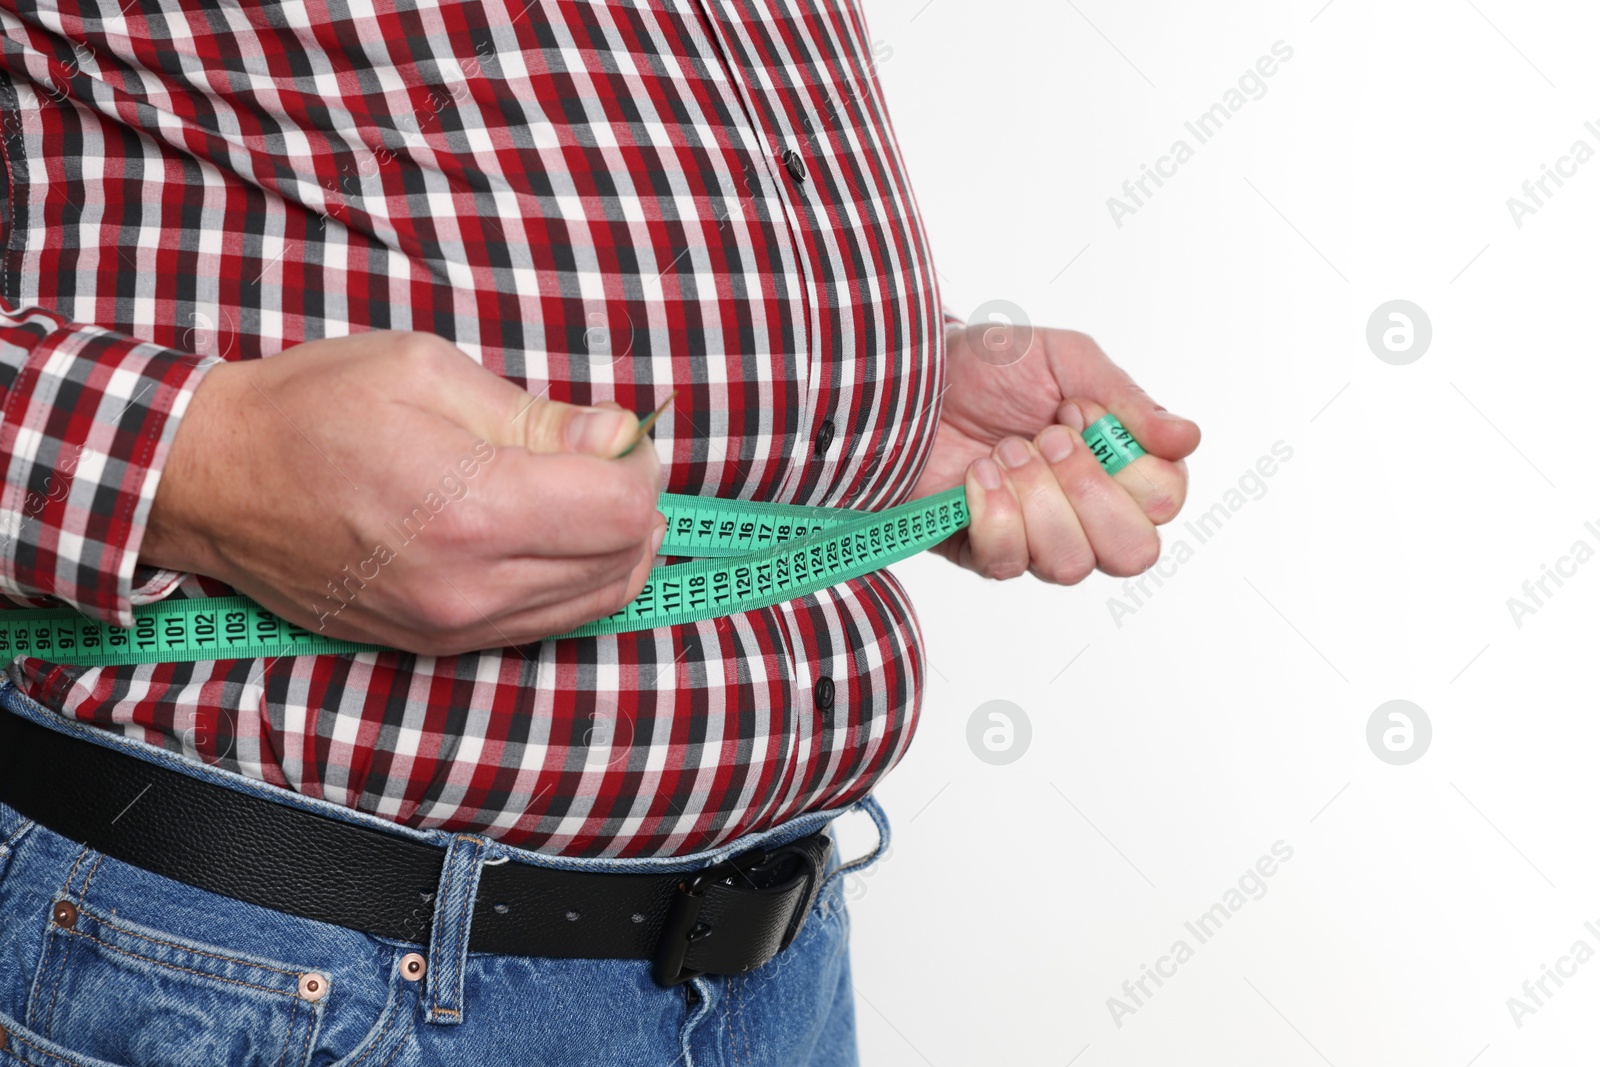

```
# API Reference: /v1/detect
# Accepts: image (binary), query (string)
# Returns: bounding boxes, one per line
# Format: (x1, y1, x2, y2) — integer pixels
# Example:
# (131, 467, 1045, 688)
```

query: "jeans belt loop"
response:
(423, 833, 491, 1025)
(813, 795, 890, 906)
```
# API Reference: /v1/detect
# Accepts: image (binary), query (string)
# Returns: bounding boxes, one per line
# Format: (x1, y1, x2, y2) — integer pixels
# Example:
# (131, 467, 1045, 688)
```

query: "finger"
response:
(959, 457, 1029, 580)
(386, 332, 645, 457)
(471, 444, 663, 558)
(464, 517, 666, 647)
(992, 436, 1095, 585)
(1035, 420, 1160, 577)
(452, 527, 664, 618)
(1046, 332, 1200, 461)
(512, 395, 641, 456)
(1059, 398, 1189, 525)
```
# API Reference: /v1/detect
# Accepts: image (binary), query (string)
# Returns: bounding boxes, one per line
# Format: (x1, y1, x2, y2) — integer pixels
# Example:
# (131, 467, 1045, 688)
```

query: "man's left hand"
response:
(911, 325, 1201, 583)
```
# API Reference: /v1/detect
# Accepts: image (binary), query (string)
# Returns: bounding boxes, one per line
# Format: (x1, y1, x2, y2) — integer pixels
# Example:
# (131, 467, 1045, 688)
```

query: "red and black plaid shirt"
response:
(0, 0, 943, 857)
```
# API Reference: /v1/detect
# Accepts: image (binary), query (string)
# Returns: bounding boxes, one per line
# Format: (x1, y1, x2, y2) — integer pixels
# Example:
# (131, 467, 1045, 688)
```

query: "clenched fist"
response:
(142, 331, 665, 656)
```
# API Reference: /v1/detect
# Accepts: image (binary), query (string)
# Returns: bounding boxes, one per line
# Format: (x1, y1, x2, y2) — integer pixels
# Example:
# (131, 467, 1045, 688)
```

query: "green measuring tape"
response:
(0, 416, 1144, 666)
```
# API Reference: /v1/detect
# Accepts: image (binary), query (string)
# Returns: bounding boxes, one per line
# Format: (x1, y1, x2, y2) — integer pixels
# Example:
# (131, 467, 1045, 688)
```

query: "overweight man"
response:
(0, 1, 1197, 1063)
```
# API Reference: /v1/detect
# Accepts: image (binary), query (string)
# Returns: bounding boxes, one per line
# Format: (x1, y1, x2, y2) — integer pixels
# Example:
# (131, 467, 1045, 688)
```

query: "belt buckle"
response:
(651, 846, 766, 987)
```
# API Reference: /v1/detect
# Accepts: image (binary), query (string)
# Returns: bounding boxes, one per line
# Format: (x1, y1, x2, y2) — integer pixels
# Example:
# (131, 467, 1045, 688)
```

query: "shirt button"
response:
(781, 148, 807, 183)
(814, 676, 835, 711)
(814, 420, 835, 457)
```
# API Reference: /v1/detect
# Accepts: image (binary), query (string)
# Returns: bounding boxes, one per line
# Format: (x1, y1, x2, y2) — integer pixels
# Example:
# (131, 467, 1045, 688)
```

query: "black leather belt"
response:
(0, 709, 830, 986)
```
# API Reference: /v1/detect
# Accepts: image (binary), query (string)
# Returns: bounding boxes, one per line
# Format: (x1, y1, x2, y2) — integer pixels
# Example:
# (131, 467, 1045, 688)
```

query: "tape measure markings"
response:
(1080, 414, 1147, 476)
(0, 415, 1144, 665)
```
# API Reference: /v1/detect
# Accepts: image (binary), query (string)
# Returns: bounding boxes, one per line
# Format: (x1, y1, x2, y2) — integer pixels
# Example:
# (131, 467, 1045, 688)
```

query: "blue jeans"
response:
(0, 682, 888, 1066)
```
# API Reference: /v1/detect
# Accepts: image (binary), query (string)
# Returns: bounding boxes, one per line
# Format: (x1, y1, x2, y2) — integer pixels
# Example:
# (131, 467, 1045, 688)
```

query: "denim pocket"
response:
(22, 899, 327, 1067)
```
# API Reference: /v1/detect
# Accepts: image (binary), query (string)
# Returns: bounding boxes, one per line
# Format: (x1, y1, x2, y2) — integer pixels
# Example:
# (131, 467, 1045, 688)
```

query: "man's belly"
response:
(11, 566, 925, 858)
(0, 0, 944, 857)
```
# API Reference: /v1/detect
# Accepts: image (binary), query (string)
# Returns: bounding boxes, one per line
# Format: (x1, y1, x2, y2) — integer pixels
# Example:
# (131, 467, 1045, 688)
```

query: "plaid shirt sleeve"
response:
(0, 305, 210, 626)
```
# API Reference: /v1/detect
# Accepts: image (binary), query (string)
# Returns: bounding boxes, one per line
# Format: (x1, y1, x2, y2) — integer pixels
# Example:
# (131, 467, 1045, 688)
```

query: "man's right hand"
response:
(141, 331, 666, 656)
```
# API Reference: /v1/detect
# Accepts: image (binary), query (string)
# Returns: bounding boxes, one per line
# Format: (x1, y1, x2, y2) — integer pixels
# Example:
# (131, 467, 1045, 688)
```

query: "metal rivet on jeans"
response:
(298, 972, 330, 1003)
(400, 953, 428, 982)
(51, 900, 78, 930)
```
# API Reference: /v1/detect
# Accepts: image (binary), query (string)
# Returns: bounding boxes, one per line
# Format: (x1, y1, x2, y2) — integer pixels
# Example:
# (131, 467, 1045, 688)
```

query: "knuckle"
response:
(392, 331, 462, 380)
(407, 588, 480, 634)
(604, 479, 658, 539)
(1041, 554, 1094, 586)
(1059, 329, 1103, 358)
(1143, 487, 1181, 525)
(1108, 534, 1161, 577)
(1064, 559, 1096, 584)
(1065, 466, 1107, 499)
(983, 557, 1028, 581)
(393, 330, 450, 363)
(610, 502, 654, 544)
(427, 497, 493, 548)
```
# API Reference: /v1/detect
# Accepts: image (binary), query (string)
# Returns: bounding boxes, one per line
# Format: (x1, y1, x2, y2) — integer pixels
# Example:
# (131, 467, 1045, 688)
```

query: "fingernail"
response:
(1060, 401, 1085, 432)
(567, 409, 630, 454)
(649, 520, 667, 557)
(997, 438, 1031, 470)
(1152, 410, 1190, 424)
(973, 457, 1003, 491)
(1039, 424, 1074, 463)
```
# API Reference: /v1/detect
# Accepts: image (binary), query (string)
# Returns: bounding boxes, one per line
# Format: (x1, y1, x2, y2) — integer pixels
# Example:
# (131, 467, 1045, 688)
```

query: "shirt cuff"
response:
(0, 323, 214, 628)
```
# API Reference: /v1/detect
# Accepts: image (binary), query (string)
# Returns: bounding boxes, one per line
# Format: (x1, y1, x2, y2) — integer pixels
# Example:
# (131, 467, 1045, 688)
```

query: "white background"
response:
(842, 1, 1600, 1064)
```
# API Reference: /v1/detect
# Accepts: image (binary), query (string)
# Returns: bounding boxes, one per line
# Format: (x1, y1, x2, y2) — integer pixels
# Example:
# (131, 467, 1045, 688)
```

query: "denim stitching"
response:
(84, 912, 307, 979)
(431, 835, 485, 1017)
(426, 838, 461, 1016)
(273, 995, 299, 1067)
(77, 853, 106, 899)
(41, 850, 92, 1039)
(343, 989, 404, 1067)
(374, 1019, 415, 1067)
(53, 926, 301, 998)
(295, 992, 321, 1067)
(427, 860, 457, 1015)
(10, 1028, 96, 1067)
(0, 818, 33, 852)
(60, 847, 90, 898)
(41, 929, 75, 1041)
(449, 837, 484, 968)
